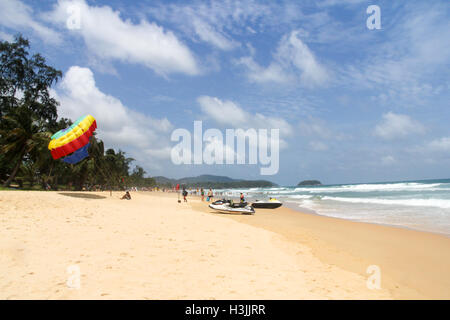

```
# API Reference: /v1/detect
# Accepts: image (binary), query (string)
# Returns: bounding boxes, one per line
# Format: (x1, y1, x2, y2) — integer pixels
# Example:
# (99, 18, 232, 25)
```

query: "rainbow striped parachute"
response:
(48, 115, 97, 164)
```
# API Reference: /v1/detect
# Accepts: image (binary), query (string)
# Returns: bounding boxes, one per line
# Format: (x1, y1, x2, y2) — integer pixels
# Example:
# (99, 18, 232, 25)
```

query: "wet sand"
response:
(192, 199, 450, 299)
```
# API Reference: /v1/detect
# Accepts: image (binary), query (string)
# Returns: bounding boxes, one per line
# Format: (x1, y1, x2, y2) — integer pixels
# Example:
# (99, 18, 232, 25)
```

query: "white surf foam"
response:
(322, 196, 450, 209)
(294, 182, 444, 193)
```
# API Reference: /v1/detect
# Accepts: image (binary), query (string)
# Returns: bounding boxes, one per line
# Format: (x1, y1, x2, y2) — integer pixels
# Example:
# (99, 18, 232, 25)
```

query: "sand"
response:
(0, 191, 448, 299)
(194, 202, 450, 299)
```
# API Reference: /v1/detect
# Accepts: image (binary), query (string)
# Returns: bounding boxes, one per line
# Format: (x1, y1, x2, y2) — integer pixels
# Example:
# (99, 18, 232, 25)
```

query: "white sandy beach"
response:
(0, 190, 400, 299)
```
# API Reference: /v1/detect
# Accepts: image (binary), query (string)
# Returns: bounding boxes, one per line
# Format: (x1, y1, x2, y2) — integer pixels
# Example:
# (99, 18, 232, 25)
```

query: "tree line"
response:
(155, 179, 276, 189)
(0, 35, 155, 191)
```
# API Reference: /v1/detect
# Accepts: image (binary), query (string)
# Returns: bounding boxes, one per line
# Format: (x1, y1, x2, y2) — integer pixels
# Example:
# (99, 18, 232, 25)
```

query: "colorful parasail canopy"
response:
(48, 115, 97, 164)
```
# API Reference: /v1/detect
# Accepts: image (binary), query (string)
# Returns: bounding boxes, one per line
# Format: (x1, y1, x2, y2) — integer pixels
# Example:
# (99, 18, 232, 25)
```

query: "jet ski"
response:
(211, 199, 231, 205)
(209, 200, 255, 215)
(251, 198, 283, 209)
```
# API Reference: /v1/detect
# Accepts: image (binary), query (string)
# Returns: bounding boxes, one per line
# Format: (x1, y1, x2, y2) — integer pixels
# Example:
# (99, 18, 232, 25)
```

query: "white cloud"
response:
(409, 137, 450, 161)
(238, 56, 293, 84)
(190, 17, 238, 50)
(0, 31, 14, 42)
(277, 31, 329, 85)
(298, 117, 333, 139)
(197, 96, 293, 137)
(237, 30, 328, 87)
(428, 137, 450, 152)
(297, 117, 348, 152)
(374, 112, 425, 140)
(0, 0, 61, 44)
(318, 0, 366, 7)
(381, 155, 396, 166)
(146, 0, 285, 51)
(46, 0, 199, 76)
(339, 2, 450, 106)
(54, 66, 174, 162)
(197, 96, 292, 151)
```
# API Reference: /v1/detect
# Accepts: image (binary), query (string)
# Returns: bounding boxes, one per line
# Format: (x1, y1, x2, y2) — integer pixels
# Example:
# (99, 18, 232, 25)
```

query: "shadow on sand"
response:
(210, 211, 254, 216)
(58, 192, 107, 200)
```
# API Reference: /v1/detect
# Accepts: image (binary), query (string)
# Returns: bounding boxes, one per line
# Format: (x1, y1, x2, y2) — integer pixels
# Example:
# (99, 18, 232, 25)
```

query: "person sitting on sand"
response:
(121, 191, 131, 200)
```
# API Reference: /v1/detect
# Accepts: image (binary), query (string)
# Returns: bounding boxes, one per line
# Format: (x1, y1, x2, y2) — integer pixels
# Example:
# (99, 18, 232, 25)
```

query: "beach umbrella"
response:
(48, 115, 97, 164)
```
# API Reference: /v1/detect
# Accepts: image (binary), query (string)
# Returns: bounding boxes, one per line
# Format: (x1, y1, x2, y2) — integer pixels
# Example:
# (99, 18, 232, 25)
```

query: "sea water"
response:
(214, 179, 450, 236)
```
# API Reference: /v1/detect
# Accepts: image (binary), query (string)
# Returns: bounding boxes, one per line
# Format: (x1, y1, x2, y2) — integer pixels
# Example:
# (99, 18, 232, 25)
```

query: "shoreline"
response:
(191, 194, 450, 299)
(283, 201, 450, 238)
(214, 193, 450, 237)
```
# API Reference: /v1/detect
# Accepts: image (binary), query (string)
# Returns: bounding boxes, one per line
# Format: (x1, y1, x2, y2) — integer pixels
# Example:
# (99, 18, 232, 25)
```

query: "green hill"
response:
(153, 174, 276, 189)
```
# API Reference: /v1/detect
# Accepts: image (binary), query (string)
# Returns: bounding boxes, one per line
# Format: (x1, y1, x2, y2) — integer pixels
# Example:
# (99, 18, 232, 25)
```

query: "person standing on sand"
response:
(240, 193, 245, 203)
(208, 189, 214, 202)
(201, 188, 205, 201)
(182, 188, 188, 202)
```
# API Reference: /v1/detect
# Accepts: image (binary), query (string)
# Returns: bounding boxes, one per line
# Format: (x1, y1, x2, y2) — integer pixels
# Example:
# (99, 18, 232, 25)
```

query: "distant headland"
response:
(153, 174, 277, 189)
(297, 180, 322, 186)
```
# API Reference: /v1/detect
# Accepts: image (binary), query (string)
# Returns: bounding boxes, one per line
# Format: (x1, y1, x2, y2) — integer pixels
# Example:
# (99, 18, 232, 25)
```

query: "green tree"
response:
(19, 157, 39, 188)
(103, 148, 134, 189)
(0, 35, 62, 186)
(0, 35, 61, 120)
(0, 106, 51, 186)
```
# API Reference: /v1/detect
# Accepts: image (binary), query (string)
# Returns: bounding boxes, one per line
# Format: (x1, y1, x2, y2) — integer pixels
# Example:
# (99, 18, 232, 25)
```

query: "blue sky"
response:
(0, 0, 449, 185)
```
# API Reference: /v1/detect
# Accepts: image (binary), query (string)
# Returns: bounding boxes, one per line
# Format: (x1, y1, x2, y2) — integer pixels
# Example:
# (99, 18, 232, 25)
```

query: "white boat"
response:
(209, 201, 255, 215)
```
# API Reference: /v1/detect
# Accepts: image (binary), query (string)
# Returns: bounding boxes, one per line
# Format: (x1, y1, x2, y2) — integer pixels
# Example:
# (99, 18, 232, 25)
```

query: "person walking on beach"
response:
(207, 189, 214, 202)
(182, 188, 188, 202)
(201, 188, 205, 201)
(240, 193, 245, 203)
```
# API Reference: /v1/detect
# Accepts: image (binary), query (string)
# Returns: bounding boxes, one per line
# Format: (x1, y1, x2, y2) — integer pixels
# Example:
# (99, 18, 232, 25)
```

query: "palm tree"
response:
(88, 135, 109, 186)
(19, 157, 39, 188)
(104, 148, 135, 189)
(0, 105, 51, 187)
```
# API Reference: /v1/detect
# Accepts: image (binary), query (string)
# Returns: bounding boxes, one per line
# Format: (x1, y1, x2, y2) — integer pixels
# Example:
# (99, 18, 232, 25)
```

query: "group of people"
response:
(121, 188, 246, 204)
(182, 189, 246, 203)
(181, 188, 215, 202)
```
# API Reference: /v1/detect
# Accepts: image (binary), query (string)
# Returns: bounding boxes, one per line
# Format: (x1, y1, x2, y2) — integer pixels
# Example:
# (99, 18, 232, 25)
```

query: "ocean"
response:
(214, 179, 450, 236)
